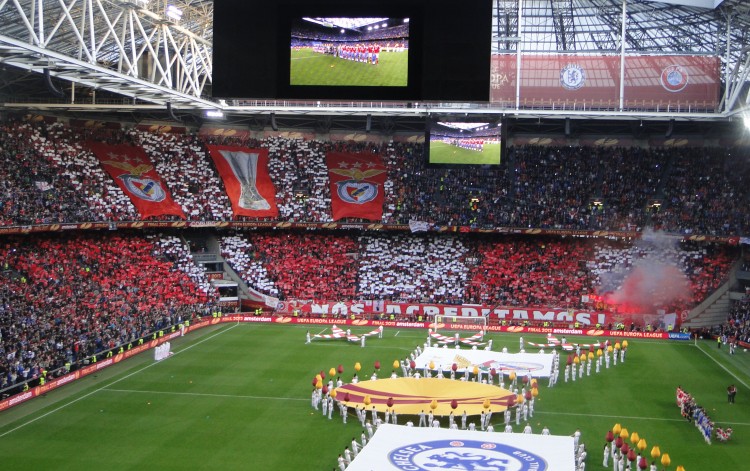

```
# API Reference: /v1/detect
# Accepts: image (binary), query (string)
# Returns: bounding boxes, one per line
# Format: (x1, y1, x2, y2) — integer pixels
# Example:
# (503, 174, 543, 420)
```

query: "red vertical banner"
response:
(326, 152, 387, 221)
(87, 142, 186, 219)
(206, 145, 279, 218)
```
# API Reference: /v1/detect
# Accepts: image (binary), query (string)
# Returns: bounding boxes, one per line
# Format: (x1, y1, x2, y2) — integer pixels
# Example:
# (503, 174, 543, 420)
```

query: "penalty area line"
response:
(0, 323, 241, 439)
(694, 342, 750, 391)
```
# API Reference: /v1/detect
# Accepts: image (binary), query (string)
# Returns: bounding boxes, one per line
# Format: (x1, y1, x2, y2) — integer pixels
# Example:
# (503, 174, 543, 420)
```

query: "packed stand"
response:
(588, 235, 736, 315)
(0, 121, 138, 223)
(0, 122, 95, 225)
(218, 231, 735, 315)
(655, 147, 750, 236)
(266, 137, 332, 222)
(386, 144, 511, 227)
(0, 233, 213, 395)
(220, 234, 280, 297)
(1, 119, 750, 237)
(199, 134, 335, 222)
(357, 233, 470, 303)
(226, 232, 358, 301)
(148, 233, 217, 296)
(26, 122, 140, 221)
(464, 236, 593, 308)
(511, 146, 615, 229)
(714, 297, 750, 344)
(129, 129, 234, 221)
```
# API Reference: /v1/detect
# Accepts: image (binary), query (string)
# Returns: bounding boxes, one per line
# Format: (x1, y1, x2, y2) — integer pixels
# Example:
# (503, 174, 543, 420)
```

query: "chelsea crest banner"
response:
(87, 142, 186, 220)
(326, 152, 387, 221)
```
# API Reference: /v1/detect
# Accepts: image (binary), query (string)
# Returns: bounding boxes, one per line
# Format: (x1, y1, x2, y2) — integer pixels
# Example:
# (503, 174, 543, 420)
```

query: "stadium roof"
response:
(302, 17, 391, 31)
(437, 122, 493, 131)
(0, 0, 749, 123)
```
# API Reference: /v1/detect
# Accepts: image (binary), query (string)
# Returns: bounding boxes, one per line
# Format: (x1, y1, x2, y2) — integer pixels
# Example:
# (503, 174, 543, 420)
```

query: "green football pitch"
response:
(290, 48, 408, 87)
(1, 323, 748, 470)
(429, 141, 502, 165)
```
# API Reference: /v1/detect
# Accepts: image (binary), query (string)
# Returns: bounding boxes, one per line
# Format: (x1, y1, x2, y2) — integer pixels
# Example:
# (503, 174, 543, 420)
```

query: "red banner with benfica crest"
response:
(326, 152, 387, 221)
(206, 145, 279, 218)
(87, 142, 186, 219)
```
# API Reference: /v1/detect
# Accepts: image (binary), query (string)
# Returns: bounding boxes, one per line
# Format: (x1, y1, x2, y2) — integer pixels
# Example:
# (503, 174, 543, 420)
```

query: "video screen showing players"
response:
(427, 121, 502, 165)
(290, 17, 409, 87)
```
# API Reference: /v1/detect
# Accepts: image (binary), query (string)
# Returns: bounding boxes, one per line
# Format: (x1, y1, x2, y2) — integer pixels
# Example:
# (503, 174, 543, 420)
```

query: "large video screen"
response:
(290, 17, 409, 87)
(427, 119, 503, 166)
(212, 0, 491, 101)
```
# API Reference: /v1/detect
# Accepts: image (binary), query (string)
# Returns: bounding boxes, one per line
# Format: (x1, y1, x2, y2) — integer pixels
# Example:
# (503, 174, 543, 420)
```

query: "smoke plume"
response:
(597, 228, 691, 313)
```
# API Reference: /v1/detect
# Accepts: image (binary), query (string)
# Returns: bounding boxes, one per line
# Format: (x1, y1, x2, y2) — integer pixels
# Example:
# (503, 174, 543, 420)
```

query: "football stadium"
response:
(0, 1, 750, 470)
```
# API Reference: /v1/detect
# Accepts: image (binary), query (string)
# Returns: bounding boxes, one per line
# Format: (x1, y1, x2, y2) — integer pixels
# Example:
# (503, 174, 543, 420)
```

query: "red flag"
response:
(206, 145, 279, 218)
(87, 142, 185, 219)
(326, 152, 386, 221)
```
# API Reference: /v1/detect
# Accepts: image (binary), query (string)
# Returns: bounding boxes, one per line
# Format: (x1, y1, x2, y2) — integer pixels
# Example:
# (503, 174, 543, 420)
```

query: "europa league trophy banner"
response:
(207, 145, 279, 218)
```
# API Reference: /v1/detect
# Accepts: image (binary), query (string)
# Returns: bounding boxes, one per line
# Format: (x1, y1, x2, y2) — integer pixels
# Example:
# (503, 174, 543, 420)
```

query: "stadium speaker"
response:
(564, 118, 571, 137)
(43, 68, 65, 99)
(665, 119, 674, 138)
(366, 114, 372, 133)
(271, 112, 278, 131)
(166, 102, 181, 122)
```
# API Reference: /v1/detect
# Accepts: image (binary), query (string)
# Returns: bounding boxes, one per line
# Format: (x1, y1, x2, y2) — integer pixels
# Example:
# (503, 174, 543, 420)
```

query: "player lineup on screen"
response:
(428, 121, 502, 165)
(290, 17, 409, 87)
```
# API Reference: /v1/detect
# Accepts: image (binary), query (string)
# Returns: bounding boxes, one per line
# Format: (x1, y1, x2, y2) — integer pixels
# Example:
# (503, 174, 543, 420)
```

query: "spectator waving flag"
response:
(88, 142, 186, 219)
(206, 145, 279, 218)
(326, 152, 387, 221)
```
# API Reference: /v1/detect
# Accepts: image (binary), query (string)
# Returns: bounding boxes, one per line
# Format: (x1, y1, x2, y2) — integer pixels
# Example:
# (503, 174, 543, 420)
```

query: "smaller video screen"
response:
(427, 119, 503, 166)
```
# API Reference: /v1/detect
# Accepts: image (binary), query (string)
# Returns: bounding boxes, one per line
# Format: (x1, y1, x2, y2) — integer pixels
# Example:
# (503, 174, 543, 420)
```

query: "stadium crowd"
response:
(655, 147, 749, 236)
(220, 231, 735, 317)
(0, 119, 748, 237)
(465, 238, 591, 308)
(357, 233, 470, 303)
(222, 232, 359, 301)
(132, 129, 234, 221)
(714, 298, 750, 345)
(0, 233, 214, 396)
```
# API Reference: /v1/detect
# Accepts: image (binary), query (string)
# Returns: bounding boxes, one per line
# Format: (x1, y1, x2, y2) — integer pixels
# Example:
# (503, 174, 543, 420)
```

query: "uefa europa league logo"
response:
(219, 150, 271, 210)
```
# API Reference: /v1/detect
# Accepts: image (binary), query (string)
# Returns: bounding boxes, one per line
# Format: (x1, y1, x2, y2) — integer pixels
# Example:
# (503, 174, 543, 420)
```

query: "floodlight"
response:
(166, 5, 183, 21)
(205, 110, 224, 118)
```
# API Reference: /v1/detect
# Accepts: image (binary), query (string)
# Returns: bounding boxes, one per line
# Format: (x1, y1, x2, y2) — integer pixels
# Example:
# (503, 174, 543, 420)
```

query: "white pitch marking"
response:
(0, 324, 241, 438)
